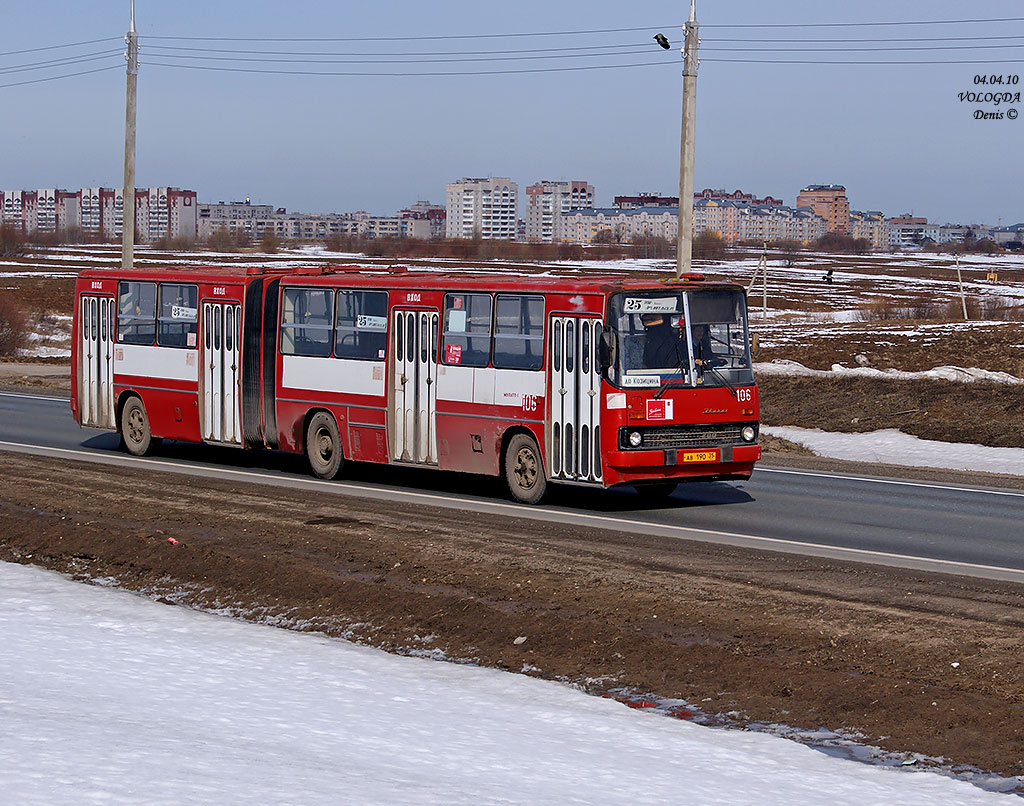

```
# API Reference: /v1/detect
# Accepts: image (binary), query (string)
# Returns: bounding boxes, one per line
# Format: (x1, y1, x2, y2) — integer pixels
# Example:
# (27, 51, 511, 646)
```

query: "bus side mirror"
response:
(598, 326, 616, 372)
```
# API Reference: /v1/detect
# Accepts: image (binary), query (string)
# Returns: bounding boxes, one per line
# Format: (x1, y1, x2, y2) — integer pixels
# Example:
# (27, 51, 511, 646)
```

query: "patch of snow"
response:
(755, 360, 1023, 385)
(0, 561, 1009, 805)
(762, 426, 1024, 476)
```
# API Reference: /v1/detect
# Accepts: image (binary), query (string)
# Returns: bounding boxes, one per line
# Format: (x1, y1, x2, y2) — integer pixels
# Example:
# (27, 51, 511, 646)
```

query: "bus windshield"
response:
(606, 289, 754, 389)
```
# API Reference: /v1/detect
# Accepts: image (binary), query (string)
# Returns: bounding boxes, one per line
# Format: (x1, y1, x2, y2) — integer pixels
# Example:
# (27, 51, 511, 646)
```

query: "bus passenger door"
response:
(389, 309, 438, 465)
(200, 301, 243, 444)
(548, 316, 603, 484)
(79, 295, 115, 428)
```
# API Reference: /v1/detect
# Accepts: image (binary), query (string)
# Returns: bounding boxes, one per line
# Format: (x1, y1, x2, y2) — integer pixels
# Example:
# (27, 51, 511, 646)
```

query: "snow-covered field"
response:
(0, 560, 1011, 805)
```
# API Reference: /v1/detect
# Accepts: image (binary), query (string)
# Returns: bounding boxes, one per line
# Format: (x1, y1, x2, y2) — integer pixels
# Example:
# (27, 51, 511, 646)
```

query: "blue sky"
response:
(1, 1, 1023, 225)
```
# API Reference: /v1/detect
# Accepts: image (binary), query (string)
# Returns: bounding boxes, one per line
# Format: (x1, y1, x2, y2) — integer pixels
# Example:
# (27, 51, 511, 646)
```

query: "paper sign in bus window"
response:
(623, 297, 678, 314)
(445, 343, 463, 364)
(356, 314, 387, 331)
(448, 310, 467, 332)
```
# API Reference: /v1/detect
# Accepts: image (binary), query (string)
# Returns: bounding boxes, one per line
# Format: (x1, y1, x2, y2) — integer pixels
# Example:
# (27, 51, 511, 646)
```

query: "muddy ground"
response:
(1, 451, 1022, 786)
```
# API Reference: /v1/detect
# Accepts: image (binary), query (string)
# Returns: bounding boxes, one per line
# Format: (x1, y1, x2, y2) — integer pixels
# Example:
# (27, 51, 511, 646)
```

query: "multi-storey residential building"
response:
(796, 184, 850, 234)
(993, 224, 1024, 246)
(1, 186, 195, 241)
(695, 188, 784, 207)
(613, 193, 678, 209)
(694, 199, 825, 245)
(849, 210, 887, 249)
(561, 207, 678, 244)
(525, 180, 594, 242)
(887, 215, 928, 249)
(398, 200, 446, 239)
(446, 178, 518, 240)
(735, 205, 826, 244)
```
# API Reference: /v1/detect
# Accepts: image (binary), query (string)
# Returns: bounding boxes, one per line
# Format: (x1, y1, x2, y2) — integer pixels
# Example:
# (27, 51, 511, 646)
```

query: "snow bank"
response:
(763, 426, 1024, 476)
(755, 360, 1023, 385)
(0, 562, 1007, 805)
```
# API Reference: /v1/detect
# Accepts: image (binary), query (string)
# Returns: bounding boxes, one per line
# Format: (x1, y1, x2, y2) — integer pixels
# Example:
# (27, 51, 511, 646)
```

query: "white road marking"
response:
(1, 438, 1023, 585)
(0, 391, 68, 403)
(756, 465, 1024, 499)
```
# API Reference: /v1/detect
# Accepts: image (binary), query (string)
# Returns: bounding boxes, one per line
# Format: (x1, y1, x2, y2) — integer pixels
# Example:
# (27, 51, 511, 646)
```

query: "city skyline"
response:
(1, 1, 1023, 225)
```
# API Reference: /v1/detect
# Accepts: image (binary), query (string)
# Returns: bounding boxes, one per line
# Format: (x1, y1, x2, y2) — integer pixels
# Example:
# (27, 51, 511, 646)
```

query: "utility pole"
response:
(676, 0, 699, 279)
(121, 0, 139, 271)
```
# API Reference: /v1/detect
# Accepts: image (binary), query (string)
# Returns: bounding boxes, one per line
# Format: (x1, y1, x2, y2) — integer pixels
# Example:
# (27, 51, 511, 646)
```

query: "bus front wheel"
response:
(120, 396, 159, 457)
(306, 411, 344, 480)
(505, 433, 547, 505)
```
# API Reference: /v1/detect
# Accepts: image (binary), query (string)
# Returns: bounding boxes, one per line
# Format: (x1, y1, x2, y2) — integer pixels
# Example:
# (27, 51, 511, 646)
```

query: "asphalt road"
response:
(2, 390, 1023, 583)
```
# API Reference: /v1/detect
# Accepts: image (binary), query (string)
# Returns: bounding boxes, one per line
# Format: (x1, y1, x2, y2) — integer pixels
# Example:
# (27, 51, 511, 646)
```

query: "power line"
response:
(703, 43, 1024, 53)
(145, 59, 673, 77)
(0, 49, 124, 76)
(704, 34, 1024, 43)
(0, 64, 122, 90)
(703, 57, 1024, 65)
(700, 16, 1024, 28)
(0, 37, 122, 58)
(143, 42, 1024, 65)
(143, 25, 676, 43)
(145, 48, 659, 66)
(142, 41, 652, 57)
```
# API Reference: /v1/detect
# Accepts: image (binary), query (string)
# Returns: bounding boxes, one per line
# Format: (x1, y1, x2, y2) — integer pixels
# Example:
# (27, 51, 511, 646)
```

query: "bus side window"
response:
(157, 283, 198, 348)
(493, 294, 544, 370)
(280, 287, 334, 357)
(335, 290, 388, 360)
(442, 293, 491, 367)
(117, 281, 157, 345)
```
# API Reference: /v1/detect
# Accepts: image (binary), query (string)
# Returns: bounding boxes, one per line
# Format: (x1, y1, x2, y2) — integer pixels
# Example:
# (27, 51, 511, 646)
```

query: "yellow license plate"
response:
(681, 450, 718, 463)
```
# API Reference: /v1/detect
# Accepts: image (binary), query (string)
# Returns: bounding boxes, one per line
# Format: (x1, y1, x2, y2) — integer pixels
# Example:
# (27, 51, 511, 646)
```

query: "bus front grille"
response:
(620, 423, 757, 450)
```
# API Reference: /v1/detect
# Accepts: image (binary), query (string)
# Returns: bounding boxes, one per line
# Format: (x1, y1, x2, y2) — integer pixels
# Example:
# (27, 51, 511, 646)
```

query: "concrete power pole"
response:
(121, 0, 139, 271)
(676, 0, 699, 279)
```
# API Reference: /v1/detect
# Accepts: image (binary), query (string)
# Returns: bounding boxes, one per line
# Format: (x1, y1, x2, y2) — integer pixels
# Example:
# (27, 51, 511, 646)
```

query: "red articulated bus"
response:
(72, 264, 760, 503)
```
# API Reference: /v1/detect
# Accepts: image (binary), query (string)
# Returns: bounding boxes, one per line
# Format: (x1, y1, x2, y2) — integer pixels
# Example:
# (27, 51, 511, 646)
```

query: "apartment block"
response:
(445, 178, 518, 240)
(561, 207, 678, 244)
(0, 186, 196, 241)
(849, 210, 887, 249)
(525, 180, 594, 242)
(796, 184, 850, 234)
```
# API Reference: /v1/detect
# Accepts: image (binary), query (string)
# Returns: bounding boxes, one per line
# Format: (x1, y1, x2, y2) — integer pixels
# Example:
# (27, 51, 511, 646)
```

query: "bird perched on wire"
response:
(654, 33, 670, 49)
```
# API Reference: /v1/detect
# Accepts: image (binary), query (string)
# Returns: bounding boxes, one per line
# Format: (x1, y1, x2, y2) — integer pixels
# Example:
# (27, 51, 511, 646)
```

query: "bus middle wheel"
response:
(306, 411, 344, 480)
(505, 433, 547, 505)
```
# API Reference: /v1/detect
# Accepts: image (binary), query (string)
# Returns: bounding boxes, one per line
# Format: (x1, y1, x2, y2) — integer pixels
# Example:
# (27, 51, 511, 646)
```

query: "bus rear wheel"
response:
(306, 411, 344, 480)
(505, 433, 547, 505)
(121, 396, 158, 457)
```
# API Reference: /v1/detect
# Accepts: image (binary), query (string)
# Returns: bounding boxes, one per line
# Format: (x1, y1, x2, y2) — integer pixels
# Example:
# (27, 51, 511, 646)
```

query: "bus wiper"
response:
(704, 364, 738, 398)
(654, 346, 692, 399)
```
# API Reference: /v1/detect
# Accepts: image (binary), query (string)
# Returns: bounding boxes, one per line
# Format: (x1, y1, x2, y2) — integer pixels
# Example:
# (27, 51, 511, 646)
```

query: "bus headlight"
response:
(742, 426, 756, 442)
(628, 431, 643, 448)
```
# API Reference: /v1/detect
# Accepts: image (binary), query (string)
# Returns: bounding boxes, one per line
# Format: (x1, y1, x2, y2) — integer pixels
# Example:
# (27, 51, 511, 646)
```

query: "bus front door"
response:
(548, 316, 603, 484)
(200, 301, 242, 444)
(389, 309, 438, 465)
(79, 295, 115, 429)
